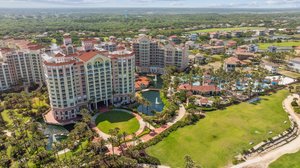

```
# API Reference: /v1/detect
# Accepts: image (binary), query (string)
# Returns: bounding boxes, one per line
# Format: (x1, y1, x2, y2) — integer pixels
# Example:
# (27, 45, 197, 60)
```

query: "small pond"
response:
(148, 75, 163, 89)
(137, 90, 165, 115)
(41, 122, 74, 150)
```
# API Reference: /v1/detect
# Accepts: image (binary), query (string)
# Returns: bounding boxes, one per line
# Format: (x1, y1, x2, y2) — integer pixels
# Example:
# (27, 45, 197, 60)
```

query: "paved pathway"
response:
(91, 112, 111, 140)
(232, 94, 300, 168)
(4, 130, 12, 137)
(141, 104, 186, 142)
(91, 105, 186, 155)
(57, 148, 71, 155)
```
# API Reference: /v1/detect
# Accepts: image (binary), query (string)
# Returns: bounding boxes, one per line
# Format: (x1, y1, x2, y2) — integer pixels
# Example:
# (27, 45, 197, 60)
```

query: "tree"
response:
(80, 108, 92, 124)
(184, 155, 202, 168)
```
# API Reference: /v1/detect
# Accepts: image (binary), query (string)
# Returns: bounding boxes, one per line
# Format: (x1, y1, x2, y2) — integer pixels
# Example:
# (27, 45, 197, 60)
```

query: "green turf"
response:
(96, 111, 140, 134)
(211, 55, 223, 62)
(269, 151, 300, 168)
(258, 41, 300, 50)
(146, 90, 290, 168)
(279, 70, 300, 79)
(189, 27, 264, 33)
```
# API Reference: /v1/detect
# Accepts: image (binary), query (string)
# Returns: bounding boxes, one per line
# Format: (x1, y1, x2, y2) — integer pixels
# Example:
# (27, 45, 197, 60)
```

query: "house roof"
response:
(224, 57, 246, 65)
(54, 53, 65, 57)
(294, 46, 300, 50)
(178, 84, 220, 93)
(235, 51, 256, 57)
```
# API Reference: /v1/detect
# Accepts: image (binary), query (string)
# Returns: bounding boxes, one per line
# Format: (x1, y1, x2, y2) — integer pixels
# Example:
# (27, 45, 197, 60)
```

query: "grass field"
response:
(258, 41, 300, 50)
(210, 55, 223, 62)
(279, 70, 300, 79)
(146, 90, 290, 168)
(96, 111, 140, 134)
(189, 27, 264, 33)
(269, 151, 300, 168)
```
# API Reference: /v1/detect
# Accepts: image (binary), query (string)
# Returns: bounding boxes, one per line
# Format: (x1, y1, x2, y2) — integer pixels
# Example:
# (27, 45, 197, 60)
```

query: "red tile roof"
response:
(224, 57, 246, 65)
(178, 84, 220, 93)
(75, 51, 102, 62)
(54, 53, 65, 57)
(199, 97, 209, 104)
(28, 45, 44, 50)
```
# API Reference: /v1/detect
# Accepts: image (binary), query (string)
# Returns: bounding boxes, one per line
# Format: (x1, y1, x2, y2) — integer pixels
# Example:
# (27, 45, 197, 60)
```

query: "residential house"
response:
(223, 57, 247, 72)
(178, 84, 220, 96)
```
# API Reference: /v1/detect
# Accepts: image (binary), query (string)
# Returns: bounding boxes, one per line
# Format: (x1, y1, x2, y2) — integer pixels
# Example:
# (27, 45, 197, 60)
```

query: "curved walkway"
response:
(141, 104, 186, 142)
(91, 105, 186, 155)
(232, 94, 300, 168)
(91, 109, 147, 140)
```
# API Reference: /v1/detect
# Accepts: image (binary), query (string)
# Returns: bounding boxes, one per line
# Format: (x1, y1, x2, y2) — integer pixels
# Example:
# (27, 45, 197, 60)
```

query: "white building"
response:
(0, 43, 45, 91)
(109, 50, 135, 105)
(133, 35, 189, 74)
(288, 58, 300, 72)
(262, 62, 278, 74)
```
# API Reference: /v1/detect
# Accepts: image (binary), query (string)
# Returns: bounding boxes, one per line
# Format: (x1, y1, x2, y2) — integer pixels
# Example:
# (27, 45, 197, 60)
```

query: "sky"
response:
(0, 0, 300, 8)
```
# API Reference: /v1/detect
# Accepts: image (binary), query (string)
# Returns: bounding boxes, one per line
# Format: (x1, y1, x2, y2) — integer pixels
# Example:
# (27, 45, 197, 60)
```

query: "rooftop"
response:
(224, 57, 246, 65)
(178, 84, 220, 93)
(75, 50, 104, 62)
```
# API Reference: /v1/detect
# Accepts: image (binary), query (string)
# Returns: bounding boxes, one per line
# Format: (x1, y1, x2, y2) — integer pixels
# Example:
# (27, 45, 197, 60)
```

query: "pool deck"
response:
(43, 110, 80, 126)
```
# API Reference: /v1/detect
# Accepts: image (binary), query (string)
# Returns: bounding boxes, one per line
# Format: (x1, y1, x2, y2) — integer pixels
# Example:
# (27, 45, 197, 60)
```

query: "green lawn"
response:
(96, 111, 140, 134)
(146, 90, 290, 168)
(279, 70, 300, 79)
(269, 151, 300, 168)
(210, 55, 223, 62)
(59, 140, 89, 160)
(258, 41, 300, 50)
(189, 27, 264, 33)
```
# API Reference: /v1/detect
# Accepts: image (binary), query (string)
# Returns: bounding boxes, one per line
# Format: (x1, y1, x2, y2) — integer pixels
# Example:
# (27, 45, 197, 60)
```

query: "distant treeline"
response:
(0, 11, 300, 38)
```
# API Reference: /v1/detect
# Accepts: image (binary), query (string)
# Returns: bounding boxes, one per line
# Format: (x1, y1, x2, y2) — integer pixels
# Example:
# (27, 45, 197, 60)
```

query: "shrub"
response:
(201, 107, 217, 111)
(291, 100, 298, 107)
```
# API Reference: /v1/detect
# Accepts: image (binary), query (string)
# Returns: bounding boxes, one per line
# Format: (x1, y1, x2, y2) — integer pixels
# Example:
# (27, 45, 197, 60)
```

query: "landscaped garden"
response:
(269, 151, 300, 168)
(95, 110, 140, 134)
(0, 90, 49, 125)
(146, 89, 291, 168)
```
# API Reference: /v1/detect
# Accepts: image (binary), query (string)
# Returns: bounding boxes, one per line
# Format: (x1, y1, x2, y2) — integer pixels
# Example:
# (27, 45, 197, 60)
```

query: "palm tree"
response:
(122, 132, 128, 147)
(108, 137, 116, 155)
(188, 71, 194, 91)
(184, 155, 202, 168)
(80, 108, 92, 124)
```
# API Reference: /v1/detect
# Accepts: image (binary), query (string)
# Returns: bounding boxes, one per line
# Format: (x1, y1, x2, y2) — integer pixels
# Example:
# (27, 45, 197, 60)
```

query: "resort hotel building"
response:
(1, 34, 188, 123)
(133, 34, 189, 74)
(0, 39, 45, 91)
(43, 37, 135, 122)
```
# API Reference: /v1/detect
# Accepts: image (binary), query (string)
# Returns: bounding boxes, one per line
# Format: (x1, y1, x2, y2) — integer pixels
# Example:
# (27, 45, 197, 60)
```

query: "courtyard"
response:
(95, 110, 140, 134)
